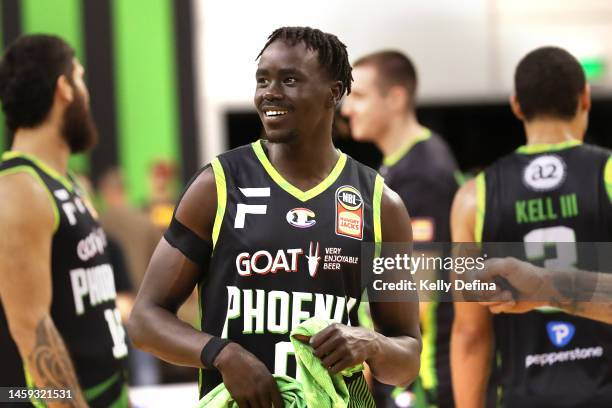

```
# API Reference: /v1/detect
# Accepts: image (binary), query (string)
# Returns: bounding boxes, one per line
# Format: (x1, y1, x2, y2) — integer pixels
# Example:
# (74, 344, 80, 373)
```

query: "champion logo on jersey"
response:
(286, 208, 316, 228)
(335, 185, 364, 240)
(546, 321, 575, 348)
(523, 155, 567, 192)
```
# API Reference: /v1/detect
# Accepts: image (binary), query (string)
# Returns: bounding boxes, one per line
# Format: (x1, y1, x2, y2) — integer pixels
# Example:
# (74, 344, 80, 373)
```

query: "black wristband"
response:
(200, 337, 231, 369)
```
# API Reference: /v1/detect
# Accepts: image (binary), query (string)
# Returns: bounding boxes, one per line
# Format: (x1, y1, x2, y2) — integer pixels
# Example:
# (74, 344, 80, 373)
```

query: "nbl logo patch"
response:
(335, 185, 364, 240)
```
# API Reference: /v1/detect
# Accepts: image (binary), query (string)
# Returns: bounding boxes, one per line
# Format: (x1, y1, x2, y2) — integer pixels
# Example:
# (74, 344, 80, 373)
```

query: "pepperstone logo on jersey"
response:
(335, 185, 364, 240)
(522, 155, 567, 192)
(286, 208, 316, 228)
(547, 321, 575, 348)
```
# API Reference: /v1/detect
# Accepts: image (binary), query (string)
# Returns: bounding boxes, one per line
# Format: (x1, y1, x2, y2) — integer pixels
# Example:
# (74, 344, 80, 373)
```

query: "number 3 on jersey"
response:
(524, 226, 577, 313)
(524, 226, 577, 270)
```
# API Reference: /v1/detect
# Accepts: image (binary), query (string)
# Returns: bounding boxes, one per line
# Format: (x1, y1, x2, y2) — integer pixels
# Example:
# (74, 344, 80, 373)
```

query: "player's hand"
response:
(476, 257, 550, 314)
(308, 323, 378, 374)
(214, 342, 283, 408)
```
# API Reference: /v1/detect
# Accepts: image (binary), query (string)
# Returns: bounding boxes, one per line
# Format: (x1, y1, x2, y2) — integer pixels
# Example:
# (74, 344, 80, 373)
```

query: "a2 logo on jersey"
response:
(523, 155, 567, 192)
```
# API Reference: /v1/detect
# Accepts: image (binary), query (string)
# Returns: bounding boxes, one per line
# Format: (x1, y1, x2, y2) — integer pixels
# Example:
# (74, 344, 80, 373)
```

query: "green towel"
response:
(197, 375, 306, 407)
(197, 317, 374, 408)
(290, 318, 364, 408)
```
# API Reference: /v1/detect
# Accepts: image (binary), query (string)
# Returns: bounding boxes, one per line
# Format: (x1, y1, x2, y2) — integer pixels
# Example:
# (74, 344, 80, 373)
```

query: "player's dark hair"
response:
(515, 46, 586, 121)
(0, 34, 75, 131)
(354, 50, 417, 107)
(257, 26, 353, 96)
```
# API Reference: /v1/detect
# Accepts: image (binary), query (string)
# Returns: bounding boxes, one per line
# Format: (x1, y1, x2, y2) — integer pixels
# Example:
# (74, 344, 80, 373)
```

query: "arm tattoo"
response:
(27, 316, 87, 407)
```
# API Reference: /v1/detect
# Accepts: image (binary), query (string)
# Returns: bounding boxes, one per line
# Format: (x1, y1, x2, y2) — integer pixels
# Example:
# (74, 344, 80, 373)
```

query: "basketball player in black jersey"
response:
(451, 47, 612, 407)
(342, 51, 458, 408)
(0, 36, 128, 407)
(129, 27, 421, 407)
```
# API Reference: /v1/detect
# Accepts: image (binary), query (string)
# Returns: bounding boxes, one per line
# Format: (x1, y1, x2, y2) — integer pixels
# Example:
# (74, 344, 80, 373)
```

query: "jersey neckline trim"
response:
(382, 128, 432, 167)
(515, 139, 582, 155)
(251, 139, 347, 202)
(2, 151, 74, 191)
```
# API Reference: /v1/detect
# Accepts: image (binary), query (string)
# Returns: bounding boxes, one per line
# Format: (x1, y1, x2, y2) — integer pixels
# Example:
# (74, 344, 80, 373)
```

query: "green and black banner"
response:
(0, 0, 200, 205)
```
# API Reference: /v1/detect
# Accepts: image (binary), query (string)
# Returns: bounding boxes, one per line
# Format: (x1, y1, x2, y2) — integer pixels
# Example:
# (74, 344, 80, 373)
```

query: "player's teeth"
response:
(266, 110, 287, 117)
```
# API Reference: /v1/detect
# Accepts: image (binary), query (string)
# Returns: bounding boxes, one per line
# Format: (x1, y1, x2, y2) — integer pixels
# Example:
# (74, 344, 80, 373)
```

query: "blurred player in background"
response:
(451, 46, 612, 407)
(0, 35, 129, 407)
(342, 50, 459, 407)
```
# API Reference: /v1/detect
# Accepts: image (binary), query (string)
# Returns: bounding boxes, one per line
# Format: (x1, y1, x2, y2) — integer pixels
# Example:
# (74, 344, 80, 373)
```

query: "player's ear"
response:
(56, 75, 74, 104)
(510, 95, 524, 120)
(387, 86, 408, 113)
(328, 80, 343, 108)
(579, 84, 591, 113)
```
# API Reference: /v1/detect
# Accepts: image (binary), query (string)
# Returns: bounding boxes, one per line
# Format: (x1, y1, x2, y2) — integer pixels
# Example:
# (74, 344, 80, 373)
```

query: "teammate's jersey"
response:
(380, 129, 459, 407)
(0, 153, 128, 407)
(379, 129, 459, 243)
(198, 140, 381, 402)
(478, 140, 612, 407)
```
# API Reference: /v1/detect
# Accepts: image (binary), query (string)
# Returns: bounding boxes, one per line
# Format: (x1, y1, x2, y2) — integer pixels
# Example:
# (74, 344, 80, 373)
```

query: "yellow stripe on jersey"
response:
(211, 158, 227, 249)
(2, 151, 74, 192)
(515, 139, 581, 155)
(475, 172, 486, 243)
(604, 156, 612, 205)
(373, 174, 384, 258)
(382, 128, 432, 167)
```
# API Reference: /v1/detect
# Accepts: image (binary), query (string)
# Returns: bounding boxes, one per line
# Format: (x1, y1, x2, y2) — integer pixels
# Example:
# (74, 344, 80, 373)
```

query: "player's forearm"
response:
(11, 315, 88, 408)
(366, 333, 421, 387)
(451, 325, 492, 408)
(128, 301, 209, 367)
(547, 269, 612, 324)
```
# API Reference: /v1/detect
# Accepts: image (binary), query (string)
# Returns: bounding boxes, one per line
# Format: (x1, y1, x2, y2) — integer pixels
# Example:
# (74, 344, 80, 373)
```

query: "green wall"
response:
(112, 0, 180, 205)
(21, 0, 89, 173)
(1, 0, 183, 205)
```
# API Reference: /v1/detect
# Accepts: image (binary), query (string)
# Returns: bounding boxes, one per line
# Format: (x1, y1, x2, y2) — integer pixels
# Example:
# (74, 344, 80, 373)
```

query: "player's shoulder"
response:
(183, 142, 259, 195)
(401, 131, 459, 177)
(454, 176, 478, 204)
(216, 141, 259, 165)
(578, 143, 612, 161)
(345, 153, 379, 178)
(0, 166, 55, 229)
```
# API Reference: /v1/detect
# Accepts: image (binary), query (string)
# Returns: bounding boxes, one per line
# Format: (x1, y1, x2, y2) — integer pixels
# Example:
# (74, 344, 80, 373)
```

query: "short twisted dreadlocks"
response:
(257, 26, 353, 96)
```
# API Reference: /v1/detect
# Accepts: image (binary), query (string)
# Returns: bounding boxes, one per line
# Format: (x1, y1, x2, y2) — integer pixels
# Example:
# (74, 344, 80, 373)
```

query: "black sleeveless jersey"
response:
(0, 153, 128, 407)
(197, 140, 382, 399)
(479, 141, 612, 407)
